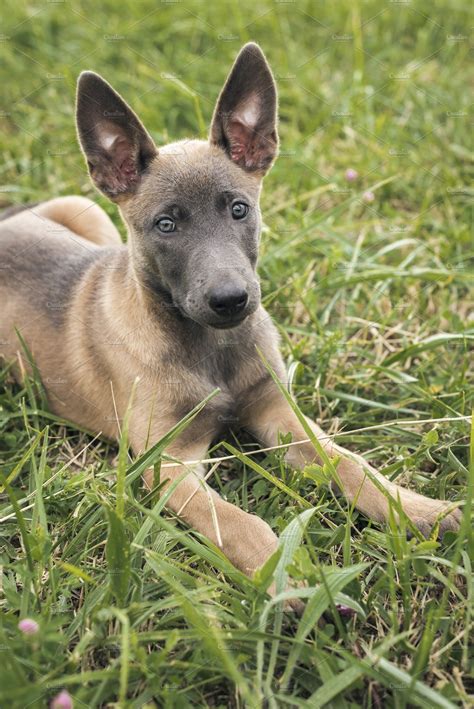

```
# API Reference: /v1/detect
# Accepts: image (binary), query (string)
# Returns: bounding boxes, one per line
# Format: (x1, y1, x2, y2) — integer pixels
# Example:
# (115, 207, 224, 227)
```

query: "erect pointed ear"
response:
(76, 72, 157, 201)
(210, 43, 278, 176)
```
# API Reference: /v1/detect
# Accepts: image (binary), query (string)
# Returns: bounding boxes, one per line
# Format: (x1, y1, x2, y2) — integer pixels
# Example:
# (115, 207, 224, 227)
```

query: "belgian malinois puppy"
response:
(0, 44, 461, 583)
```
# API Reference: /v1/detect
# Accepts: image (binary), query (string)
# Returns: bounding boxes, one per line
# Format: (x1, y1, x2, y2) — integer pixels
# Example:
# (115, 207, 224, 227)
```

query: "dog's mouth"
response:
(189, 308, 249, 330)
(176, 303, 249, 330)
(208, 313, 248, 329)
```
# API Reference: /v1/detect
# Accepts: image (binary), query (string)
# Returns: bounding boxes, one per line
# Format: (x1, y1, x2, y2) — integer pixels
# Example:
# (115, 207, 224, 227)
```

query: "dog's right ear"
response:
(76, 72, 157, 201)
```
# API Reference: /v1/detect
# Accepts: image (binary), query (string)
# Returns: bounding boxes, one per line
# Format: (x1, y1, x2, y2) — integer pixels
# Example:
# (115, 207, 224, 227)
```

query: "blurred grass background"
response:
(0, 1, 473, 707)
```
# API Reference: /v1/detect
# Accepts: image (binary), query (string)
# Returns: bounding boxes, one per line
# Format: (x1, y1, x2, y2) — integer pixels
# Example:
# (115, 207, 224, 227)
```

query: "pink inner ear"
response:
(112, 136, 139, 183)
(118, 154, 138, 182)
(93, 131, 140, 196)
(228, 120, 250, 164)
(227, 119, 274, 171)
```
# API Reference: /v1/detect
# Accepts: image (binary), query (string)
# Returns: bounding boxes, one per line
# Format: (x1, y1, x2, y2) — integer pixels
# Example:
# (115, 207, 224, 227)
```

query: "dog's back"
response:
(0, 210, 101, 326)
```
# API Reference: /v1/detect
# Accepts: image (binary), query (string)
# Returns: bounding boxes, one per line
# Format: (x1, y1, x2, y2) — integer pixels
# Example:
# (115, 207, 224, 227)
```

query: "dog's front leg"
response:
(242, 382, 461, 537)
(134, 437, 279, 578)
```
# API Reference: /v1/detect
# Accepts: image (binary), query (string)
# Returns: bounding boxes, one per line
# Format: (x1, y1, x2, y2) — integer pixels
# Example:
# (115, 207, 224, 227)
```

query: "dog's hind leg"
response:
(35, 196, 122, 246)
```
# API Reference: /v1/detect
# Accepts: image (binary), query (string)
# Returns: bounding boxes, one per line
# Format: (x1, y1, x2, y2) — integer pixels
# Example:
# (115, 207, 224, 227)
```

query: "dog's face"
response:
(76, 43, 278, 329)
(124, 140, 264, 329)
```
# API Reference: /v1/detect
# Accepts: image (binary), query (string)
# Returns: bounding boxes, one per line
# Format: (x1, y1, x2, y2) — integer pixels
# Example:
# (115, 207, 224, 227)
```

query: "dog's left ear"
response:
(210, 43, 278, 175)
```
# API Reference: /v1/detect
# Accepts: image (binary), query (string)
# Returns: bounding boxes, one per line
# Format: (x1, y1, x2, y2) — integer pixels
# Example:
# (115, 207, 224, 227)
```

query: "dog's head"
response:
(76, 43, 278, 329)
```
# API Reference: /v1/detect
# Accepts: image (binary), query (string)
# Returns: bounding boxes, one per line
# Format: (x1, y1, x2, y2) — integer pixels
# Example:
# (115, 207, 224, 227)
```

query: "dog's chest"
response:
(167, 326, 264, 424)
(191, 328, 261, 391)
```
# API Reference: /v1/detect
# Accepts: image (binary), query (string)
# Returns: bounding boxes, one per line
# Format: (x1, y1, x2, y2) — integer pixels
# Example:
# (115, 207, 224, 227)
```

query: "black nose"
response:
(208, 285, 249, 318)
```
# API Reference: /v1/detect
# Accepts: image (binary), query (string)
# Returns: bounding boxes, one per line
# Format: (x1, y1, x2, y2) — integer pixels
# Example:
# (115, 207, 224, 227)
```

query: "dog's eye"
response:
(156, 217, 176, 233)
(231, 201, 249, 220)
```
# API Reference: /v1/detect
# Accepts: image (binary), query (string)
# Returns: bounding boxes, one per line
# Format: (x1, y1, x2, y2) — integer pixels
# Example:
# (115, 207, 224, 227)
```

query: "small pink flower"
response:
(18, 618, 39, 635)
(362, 190, 375, 203)
(345, 168, 359, 181)
(51, 690, 73, 709)
(336, 603, 356, 619)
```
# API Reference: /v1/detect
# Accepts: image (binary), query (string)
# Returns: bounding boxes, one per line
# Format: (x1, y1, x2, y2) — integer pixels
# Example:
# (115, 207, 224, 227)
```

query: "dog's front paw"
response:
(222, 509, 305, 612)
(405, 496, 462, 538)
(224, 509, 279, 577)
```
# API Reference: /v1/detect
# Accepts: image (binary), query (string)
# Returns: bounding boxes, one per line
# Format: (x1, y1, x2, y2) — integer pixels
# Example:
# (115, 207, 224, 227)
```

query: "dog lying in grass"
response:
(0, 43, 461, 584)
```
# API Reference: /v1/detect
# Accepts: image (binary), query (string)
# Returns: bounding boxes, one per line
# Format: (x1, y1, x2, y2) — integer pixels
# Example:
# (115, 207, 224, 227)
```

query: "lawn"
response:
(0, 1, 473, 707)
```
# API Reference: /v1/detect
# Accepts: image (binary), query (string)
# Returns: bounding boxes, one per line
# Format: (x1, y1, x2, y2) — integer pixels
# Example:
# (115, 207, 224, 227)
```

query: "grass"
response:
(0, 0, 473, 706)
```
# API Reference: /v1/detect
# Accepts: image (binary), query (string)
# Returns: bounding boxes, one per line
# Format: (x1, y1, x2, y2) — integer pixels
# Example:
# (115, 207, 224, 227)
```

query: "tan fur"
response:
(36, 196, 122, 246)
(0, 190, 461, 584)
(0, 47, 461, 591)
